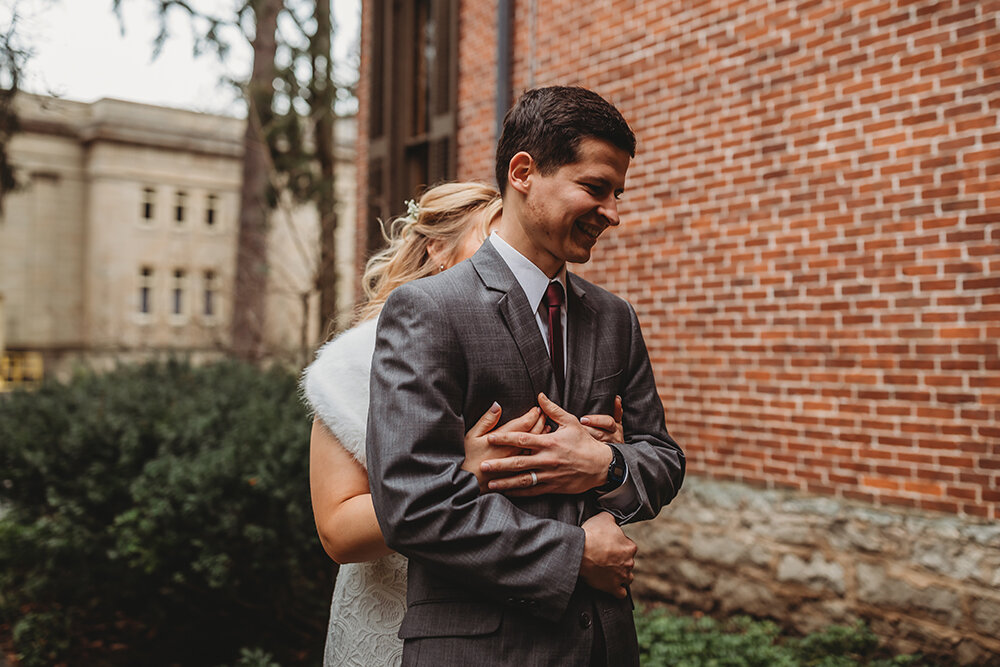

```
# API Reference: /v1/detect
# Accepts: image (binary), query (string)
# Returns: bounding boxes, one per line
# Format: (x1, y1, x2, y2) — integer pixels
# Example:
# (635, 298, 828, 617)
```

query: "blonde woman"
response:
(302, 182, 623, 666)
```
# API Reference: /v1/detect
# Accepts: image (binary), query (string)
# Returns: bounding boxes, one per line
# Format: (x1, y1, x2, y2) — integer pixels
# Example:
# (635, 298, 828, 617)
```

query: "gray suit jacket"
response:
(366, 241, 685, 666)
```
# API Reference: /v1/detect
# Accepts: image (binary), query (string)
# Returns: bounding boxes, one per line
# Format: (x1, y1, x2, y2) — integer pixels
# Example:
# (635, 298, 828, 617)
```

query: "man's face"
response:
(520, 137, 630, 276)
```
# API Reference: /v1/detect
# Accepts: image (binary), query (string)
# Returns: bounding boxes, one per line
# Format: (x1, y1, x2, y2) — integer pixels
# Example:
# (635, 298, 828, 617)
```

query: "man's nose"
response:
(598, 195, 621, 226)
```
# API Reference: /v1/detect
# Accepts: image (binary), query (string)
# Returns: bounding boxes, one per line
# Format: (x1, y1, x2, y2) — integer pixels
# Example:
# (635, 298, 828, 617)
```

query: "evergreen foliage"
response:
(0, 360, 331, 666)
(635, 605, 936, 667)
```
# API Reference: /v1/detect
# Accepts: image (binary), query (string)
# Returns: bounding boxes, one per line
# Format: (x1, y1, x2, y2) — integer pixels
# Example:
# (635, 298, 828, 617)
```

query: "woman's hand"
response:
(581, 395, 624, 444)
(462, 403, 547, 492)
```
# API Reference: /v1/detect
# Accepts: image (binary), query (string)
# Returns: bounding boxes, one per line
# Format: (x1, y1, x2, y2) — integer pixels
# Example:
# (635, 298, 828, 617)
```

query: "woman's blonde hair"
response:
(357, 181, 501, 322)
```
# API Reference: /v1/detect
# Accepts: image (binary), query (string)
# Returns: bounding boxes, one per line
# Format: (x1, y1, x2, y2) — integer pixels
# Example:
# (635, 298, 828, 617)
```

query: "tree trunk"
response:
(230, 0, 281, 361)
(312, 0, 339, 339)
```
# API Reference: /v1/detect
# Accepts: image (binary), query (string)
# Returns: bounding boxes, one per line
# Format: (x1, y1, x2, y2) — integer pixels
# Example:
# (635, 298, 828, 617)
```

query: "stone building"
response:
(354, 0, 999, 662)
(0, 93, 356, 387)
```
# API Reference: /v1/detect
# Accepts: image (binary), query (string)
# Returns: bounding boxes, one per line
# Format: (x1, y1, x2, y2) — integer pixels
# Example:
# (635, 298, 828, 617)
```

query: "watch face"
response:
(612, 464, 626, 479)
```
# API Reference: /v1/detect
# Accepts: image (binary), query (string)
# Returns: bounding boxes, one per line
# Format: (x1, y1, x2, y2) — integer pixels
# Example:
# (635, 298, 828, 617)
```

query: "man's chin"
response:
(566, 248, 594, 265)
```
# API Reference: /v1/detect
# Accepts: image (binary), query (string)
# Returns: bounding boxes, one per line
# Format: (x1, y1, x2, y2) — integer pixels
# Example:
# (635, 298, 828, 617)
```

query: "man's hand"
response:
(482, 393, 613, 496)
(579, 512, 636, 599)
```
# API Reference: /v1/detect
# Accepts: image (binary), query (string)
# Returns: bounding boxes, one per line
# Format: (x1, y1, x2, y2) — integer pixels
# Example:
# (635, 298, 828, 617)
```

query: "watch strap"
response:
(597, 444, 627, 493)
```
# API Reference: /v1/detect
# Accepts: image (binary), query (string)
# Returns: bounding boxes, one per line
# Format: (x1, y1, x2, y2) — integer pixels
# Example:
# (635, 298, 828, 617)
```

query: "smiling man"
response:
(366, 86, 686, 666)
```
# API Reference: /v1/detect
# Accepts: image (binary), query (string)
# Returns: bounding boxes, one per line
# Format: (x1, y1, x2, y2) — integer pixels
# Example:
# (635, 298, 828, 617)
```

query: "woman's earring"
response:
(439, 264, 445, 273)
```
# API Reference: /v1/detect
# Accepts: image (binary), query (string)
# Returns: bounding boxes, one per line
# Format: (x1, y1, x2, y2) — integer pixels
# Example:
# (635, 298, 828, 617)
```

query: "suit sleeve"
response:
(614, 301, 686, 524)
(365, 283, 585, 621)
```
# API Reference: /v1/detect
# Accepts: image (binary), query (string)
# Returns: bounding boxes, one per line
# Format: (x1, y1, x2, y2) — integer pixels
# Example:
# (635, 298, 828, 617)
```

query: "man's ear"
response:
(507, 151, 534, 196)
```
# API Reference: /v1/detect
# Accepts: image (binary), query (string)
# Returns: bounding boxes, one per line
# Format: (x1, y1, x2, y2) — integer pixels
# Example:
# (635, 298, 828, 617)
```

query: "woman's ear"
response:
(507, 151, 534, 196)
(427, 238, 448, 271)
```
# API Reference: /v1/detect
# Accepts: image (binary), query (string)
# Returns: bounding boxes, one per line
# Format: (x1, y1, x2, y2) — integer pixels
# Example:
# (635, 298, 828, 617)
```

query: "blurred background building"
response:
(0, 93, 356, 387)
(354, 0, 998, 662)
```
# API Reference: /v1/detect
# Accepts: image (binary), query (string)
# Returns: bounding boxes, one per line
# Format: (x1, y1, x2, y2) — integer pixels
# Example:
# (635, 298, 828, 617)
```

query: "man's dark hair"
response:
(494, 86, 636, 196)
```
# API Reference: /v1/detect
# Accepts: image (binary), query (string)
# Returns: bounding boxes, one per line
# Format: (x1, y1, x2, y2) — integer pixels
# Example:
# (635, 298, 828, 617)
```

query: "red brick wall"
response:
(456, 0, 500, 180)
(362, 0, 1000, 520)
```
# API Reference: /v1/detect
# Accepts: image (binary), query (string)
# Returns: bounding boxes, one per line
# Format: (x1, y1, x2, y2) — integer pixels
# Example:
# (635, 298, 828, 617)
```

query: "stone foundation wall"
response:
(626, 477, 1000, 665)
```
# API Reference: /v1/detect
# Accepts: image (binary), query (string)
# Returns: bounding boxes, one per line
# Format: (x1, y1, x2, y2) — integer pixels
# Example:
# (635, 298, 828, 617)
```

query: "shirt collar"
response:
(489, 232, 567, 312)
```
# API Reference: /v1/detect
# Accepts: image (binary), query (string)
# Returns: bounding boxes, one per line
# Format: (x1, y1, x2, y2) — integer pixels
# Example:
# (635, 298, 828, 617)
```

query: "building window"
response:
(142, 187, 155, 222)
(203, 270, 217, 319)
(205, 194, 217, 228)
(171, 269, 186, 317)
(367, 0, 458, 254)
(175, 191, 187, 224)
(138, 266, 154, 315)
(0, 351, 45, 392)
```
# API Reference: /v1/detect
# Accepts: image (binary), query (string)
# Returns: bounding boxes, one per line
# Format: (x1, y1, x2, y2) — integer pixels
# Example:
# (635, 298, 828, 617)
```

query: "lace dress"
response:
(302, 318, 407, 667)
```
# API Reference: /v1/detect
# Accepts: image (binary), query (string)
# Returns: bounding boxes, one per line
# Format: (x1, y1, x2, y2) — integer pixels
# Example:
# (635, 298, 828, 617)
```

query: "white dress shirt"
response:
(488, 233, 638, 517)
(488, 232, 568, 373)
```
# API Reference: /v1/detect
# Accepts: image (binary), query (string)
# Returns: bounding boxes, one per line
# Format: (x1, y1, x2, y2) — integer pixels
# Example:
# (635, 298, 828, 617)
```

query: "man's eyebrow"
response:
(584, 175, 616, 189)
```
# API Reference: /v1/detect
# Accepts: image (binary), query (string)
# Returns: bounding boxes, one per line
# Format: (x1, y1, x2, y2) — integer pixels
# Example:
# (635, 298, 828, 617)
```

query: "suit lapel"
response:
(565, 274, 597, 416)
(471, 243, 558, 401)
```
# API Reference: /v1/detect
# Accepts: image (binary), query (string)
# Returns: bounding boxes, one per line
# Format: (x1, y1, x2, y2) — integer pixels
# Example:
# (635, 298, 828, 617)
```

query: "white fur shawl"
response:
(301, 318, 378, 468)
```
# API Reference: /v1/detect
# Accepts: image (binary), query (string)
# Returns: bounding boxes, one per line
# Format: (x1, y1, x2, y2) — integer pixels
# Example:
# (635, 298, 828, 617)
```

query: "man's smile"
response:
(575, 219, 606, 241)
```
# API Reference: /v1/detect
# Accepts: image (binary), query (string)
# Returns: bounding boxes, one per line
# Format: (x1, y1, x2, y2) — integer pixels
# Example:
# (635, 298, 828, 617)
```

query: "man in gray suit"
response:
(366, 86, 685, 666)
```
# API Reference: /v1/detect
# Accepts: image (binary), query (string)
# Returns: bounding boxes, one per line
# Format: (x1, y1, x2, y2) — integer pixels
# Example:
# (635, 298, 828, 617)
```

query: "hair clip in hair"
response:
(404, 199, 420, 222)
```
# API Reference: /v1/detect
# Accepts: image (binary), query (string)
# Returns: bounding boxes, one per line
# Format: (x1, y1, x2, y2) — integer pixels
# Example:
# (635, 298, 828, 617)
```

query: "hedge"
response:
(635, 605, 935, 667)
(0, 360, 332, 666)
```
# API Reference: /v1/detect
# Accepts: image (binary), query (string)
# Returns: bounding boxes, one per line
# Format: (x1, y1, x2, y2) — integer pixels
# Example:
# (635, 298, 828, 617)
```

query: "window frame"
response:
(141, 187, 156, 225)
(136, 265, 155, 322)
(202, 269, 219, 323)
(366, 0, 459, 255)
(169, 268, 188, 324)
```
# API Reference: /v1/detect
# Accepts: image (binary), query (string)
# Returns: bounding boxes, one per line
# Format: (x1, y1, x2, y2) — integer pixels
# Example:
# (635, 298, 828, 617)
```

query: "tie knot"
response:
(543, 281, 564, 309)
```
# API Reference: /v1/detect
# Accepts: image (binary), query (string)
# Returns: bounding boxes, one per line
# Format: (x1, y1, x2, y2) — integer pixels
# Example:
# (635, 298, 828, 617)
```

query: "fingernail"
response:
(580, 417, 590, 425)
(481, 462, 492, 472)
(490, 401, 501, 413)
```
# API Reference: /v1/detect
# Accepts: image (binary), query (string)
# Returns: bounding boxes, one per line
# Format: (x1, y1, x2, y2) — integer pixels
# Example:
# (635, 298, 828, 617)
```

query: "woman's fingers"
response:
(530, 409, 547, 434)
(495, 406, 541, 434)
(580, 396, 625, 443)
(582, 425, 612, 441)
(580, 413, 616, 432)
(468, 401, 502, 437)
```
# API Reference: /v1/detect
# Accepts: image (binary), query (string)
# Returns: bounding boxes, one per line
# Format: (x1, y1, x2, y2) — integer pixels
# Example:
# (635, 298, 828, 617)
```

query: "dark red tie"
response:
(542, 281, 565, 397)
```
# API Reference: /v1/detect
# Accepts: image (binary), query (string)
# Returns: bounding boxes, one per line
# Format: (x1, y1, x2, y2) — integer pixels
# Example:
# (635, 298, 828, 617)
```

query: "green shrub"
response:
(0, 360, 332, 666)
(634, 605, 929, 667)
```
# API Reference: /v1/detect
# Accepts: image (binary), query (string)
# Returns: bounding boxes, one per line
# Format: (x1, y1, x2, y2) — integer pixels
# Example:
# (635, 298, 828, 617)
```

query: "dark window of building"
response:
(175, 191, 187, 223)
(206, 194, 217, 227)
(142, 188, 155, 221)
(139, 266, 153, 314)
(203, 270, 217, 318)
(366, 0, 458, 255)
(172, 269, 185, 315)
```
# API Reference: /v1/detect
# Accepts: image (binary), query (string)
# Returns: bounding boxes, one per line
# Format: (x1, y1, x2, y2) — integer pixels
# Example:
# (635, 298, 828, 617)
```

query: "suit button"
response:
(579, 611, 592, 629)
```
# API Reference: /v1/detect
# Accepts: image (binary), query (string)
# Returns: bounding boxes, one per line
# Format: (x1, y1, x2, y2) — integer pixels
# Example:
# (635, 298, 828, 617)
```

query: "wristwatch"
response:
(596, 444, 626, 493)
